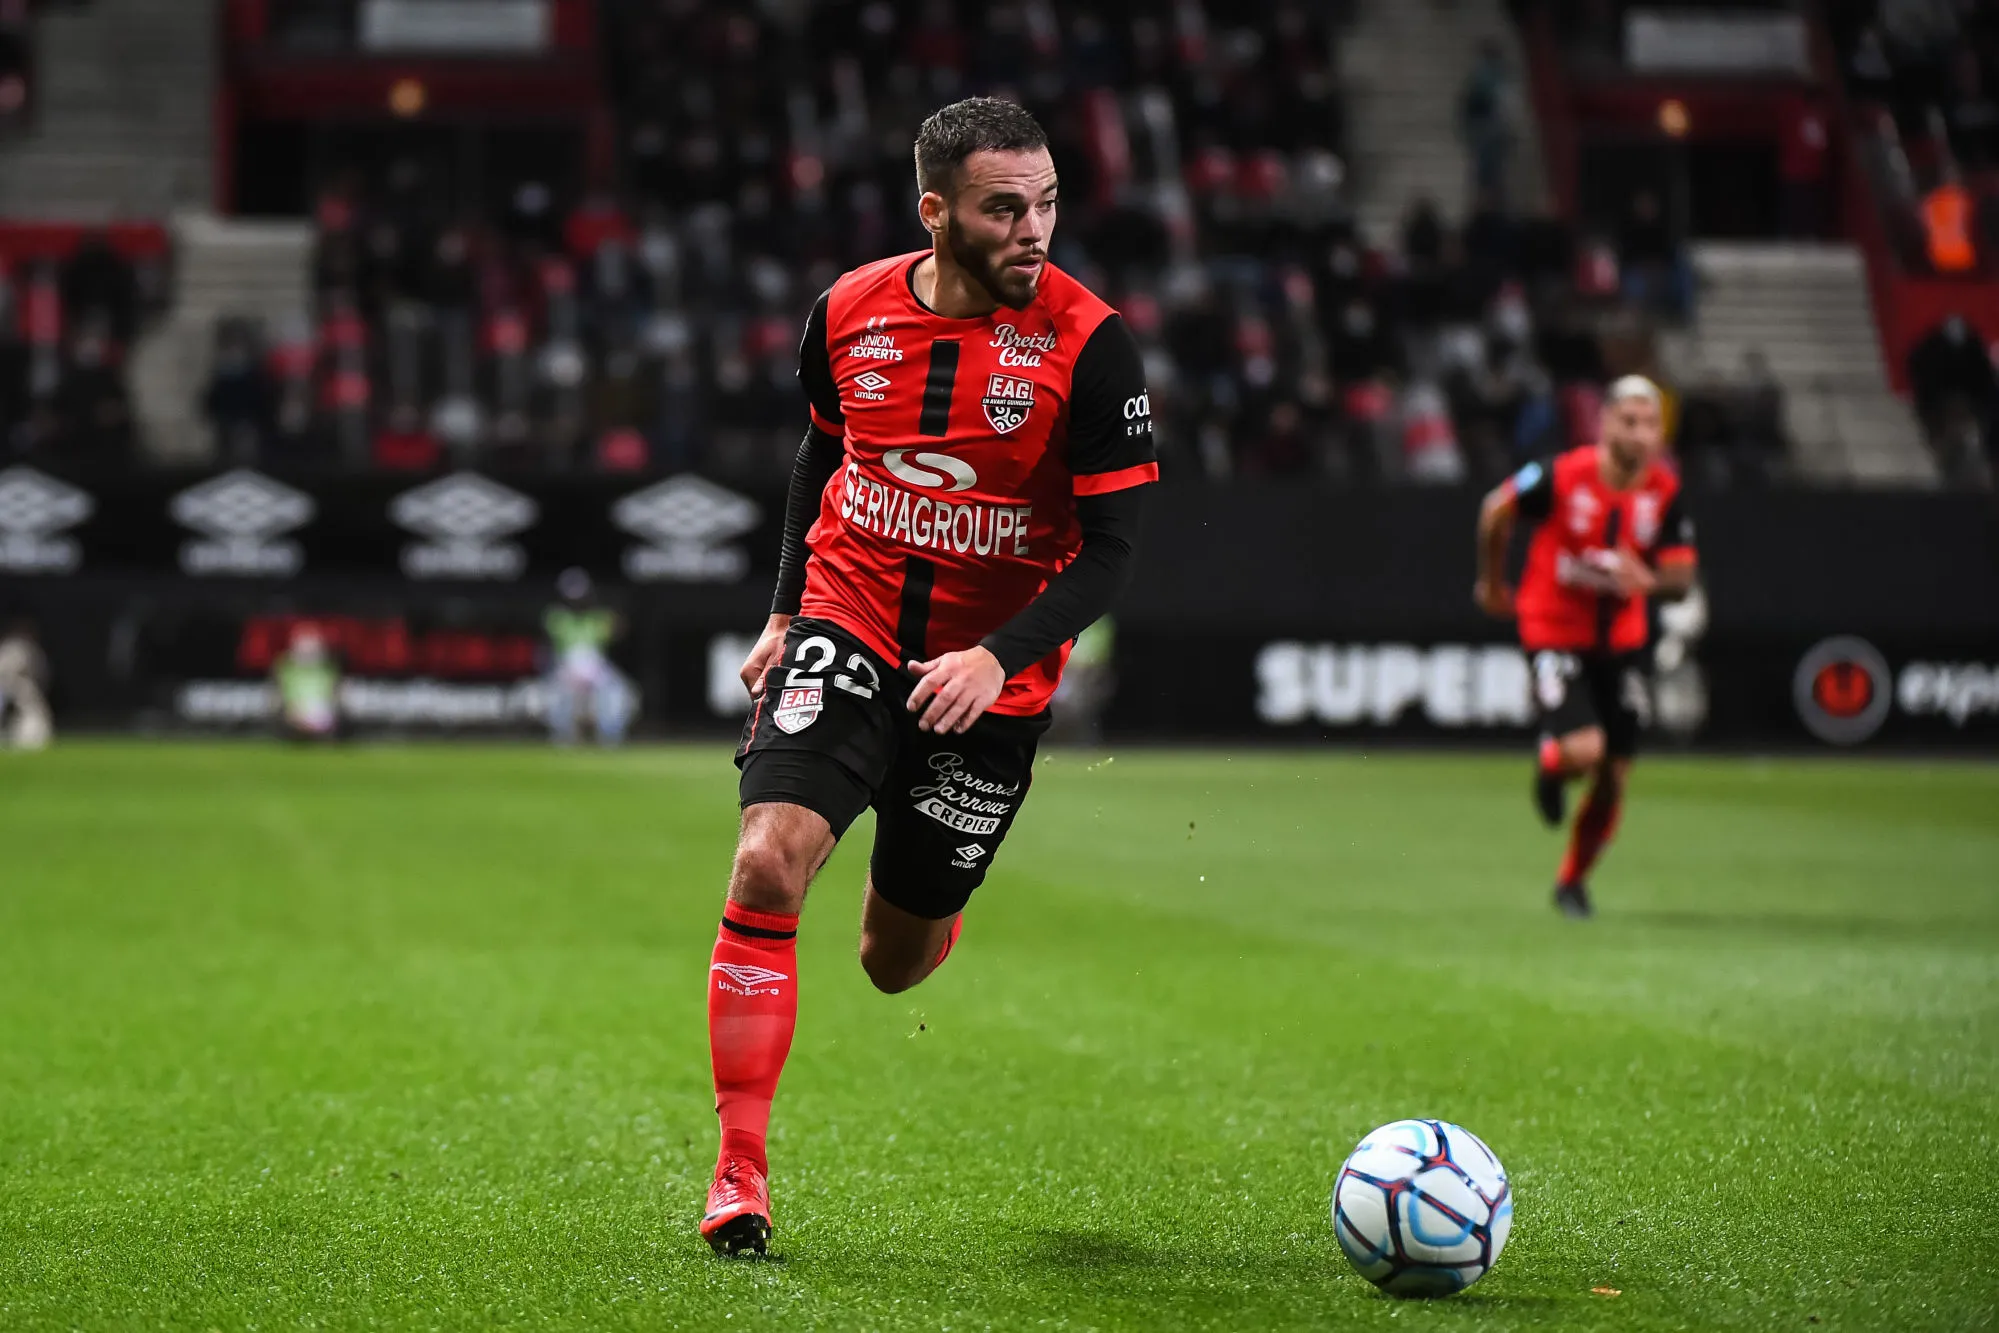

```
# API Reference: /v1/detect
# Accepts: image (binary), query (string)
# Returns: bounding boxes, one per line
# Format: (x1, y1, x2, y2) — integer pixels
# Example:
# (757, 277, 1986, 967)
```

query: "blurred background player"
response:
(1474, 376, 1698, 918)
(544, 568, 633, 747)
(0, 619, 52, 750)
(273, 625, 340, 741)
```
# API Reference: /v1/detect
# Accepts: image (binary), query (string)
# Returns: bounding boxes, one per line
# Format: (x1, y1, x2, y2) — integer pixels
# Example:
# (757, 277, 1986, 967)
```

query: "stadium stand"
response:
(4, 0, 1987, 488)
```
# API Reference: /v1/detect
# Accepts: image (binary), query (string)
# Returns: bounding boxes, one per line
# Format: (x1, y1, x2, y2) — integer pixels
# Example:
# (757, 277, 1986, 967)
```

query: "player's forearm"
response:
(1653, 559, 1697, 598)
(1475, 491, 1514, 588)
(770, 426, 845, 616)
(980, 487, 1146, 679)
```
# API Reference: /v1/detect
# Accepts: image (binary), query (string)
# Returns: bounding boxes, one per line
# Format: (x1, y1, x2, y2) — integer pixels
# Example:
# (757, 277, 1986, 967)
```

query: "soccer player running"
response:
(1474, 376, 1697, 918)
(700, 98, 1157, 1254)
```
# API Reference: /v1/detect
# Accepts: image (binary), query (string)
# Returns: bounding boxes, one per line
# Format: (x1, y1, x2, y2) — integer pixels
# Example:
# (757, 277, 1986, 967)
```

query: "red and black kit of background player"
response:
(698, 98, 1158, 1256)
(1475, 375, 1698, 919)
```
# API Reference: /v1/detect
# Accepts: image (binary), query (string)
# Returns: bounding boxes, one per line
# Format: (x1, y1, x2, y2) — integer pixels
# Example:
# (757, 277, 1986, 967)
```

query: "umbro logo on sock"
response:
(712, 962, 789, 995)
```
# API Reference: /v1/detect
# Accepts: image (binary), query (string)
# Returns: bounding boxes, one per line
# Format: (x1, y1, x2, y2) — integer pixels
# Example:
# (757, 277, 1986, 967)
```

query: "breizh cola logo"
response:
(989, 324, 1055, 366)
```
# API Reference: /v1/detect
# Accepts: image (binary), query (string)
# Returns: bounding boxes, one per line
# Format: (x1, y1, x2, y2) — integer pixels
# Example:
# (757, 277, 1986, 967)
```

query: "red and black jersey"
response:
(1508, 445, 1696, 654)
(792, 251, 1157, 716)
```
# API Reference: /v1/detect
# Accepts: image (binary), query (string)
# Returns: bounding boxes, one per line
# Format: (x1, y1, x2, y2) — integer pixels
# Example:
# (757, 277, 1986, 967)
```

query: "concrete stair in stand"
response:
(129, 213, 314, 464)
(1660, 243, 1936, 486)
(1341, 0, 1546, 242)
(0, 0, 218, 219)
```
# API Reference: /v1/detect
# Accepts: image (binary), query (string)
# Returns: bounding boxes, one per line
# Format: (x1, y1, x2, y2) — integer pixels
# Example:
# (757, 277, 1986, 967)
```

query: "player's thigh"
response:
(736, 616, 898, 840)
(1591, 655, 1650, 761)
(857, 879, 958, 980)
(1531, 649, 1599, 738)
(867, 709, 1050, 920)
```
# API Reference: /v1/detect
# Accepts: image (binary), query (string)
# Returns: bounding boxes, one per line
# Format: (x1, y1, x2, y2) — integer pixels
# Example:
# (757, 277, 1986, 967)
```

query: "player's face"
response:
(938, 148, 1058, 310)
(1600, 395, 1663, 472)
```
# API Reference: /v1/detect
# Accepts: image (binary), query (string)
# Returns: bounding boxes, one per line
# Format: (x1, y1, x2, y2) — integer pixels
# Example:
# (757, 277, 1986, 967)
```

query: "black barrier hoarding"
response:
(2, 468, 1995, 748)
(0, 466, 776, 584)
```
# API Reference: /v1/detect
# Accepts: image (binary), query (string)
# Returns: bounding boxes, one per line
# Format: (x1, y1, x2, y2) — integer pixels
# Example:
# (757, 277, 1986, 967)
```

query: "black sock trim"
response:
(721, 916, 797, 941)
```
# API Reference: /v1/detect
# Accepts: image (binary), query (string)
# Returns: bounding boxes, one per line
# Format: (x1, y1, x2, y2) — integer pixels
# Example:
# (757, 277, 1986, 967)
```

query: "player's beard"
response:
(944, 212, 1041, 311)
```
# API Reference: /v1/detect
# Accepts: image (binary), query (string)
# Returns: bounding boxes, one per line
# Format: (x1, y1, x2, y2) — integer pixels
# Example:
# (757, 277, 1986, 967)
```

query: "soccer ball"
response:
(1331, 1119, 1512, 1297)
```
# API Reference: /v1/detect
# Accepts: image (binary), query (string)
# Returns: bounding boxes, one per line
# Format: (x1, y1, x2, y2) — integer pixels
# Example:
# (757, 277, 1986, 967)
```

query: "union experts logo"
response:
(391, 472, 538, 580)
(0, 467, 92, 574)
(613, 474, 761, 583)
(171, 469, 315, 577)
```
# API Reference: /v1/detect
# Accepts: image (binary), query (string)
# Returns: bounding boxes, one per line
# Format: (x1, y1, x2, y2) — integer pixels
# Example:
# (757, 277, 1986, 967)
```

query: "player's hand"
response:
(1607, 549, 1657, 598)
(905, 647, 1007, 734)
(1475, 577, 1516, 618)
(739, 614, 791, 698)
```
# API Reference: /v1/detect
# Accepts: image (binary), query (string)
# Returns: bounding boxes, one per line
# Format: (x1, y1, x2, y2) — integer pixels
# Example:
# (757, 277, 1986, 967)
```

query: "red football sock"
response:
(1558, 780, 1624, 886)
(1537, 736, 1565, 777)
(932, 915, 963, 971)
(708, 904, 800, 1172)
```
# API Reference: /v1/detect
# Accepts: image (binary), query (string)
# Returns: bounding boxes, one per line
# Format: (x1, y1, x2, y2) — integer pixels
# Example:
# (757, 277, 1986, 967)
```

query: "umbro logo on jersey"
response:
(849, 317, 904, 362)
(982, 373, 1035, 435)
(711, 962, 790, 995)
(853, 369, 891, 402)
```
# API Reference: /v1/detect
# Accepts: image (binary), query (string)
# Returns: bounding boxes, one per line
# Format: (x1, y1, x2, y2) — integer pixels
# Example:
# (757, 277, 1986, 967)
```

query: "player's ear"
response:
(918, 189, 947, 236)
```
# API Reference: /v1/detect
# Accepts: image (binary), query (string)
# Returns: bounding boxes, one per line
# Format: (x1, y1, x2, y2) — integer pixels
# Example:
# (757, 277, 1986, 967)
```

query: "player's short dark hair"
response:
(914, 98, 1049, 197)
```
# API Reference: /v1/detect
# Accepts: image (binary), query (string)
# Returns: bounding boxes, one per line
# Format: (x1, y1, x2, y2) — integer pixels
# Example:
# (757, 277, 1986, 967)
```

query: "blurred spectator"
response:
(60, 232, 139, 346)
(1908, 315, 1998, 485)
(50, 316, 133, 461)
(545, 568, 633, 747)
(274, 625, 341, 742)
(1920, 166, 1979, 274)
(1778, 95, 1831, 239)
(203, 318, 274, 463)
(1458, 38, 1517, 206)
(0, 0, 29, 134)
(1617, 188, 1690, 321)
(0, 618, 51, 750)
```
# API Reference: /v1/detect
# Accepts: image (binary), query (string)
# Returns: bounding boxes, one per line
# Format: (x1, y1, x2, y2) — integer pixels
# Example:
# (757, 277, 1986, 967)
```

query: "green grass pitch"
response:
(2, 742, 1995, 1330)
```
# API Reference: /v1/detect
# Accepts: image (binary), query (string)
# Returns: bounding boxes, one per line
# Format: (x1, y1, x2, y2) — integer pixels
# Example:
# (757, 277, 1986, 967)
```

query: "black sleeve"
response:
(1653, 490, 1696, 558)
(798, 288, 844, 432)
(1508, 457, 1555, 522)
(772, 291, 846, 615)
(770, 425, 845, 616)
(1064, 313, 1158, 488)
(979, 485, 1146, 679)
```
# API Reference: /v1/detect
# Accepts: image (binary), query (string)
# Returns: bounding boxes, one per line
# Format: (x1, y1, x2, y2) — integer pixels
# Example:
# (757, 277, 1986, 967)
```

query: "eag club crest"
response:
(772, 685, 823, 733)
(982, 374, 1034, 435)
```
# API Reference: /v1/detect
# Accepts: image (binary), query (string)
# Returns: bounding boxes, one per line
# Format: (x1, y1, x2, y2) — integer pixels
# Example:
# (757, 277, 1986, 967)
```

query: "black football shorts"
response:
(1528, 649, 1651, 758)
(736, 616, 1049, 919)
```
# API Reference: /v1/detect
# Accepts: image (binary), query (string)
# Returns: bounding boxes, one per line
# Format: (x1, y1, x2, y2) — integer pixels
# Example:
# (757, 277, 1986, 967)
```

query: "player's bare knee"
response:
(1564, 729, 1607, 772)
(729, 833, 811, 914)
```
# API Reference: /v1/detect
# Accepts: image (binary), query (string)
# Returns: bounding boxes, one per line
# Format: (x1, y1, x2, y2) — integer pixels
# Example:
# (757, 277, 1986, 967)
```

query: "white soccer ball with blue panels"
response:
(1331, 1119, 1513, 1297)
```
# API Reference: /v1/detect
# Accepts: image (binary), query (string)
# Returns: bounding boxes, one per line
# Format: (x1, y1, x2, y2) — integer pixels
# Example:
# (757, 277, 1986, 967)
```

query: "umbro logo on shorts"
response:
(950, 842, 987, 870)
(712, 962, 789, 995)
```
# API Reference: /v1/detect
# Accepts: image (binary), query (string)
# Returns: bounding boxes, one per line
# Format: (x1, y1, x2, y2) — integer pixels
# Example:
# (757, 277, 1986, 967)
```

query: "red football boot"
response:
(700, 1156, 772, 1256)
